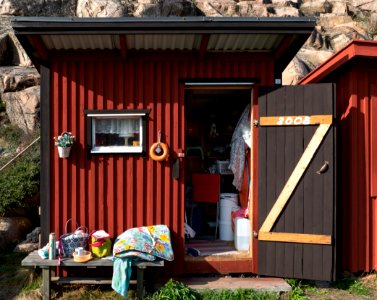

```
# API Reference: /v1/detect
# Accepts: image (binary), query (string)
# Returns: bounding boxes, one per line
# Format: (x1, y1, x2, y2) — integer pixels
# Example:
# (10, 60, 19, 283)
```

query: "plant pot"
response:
(58, 146, 71, 158)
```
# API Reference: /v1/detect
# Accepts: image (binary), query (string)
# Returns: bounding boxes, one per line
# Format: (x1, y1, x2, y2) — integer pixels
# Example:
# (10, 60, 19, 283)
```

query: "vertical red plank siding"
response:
(315, 62, 377, 273)
(338, 65, 377, 272)
(49, 52, 273, 274)
(370, 85, 377, 197)
(52, 62, 60, 235)
(78, 62, 86, 227)
(370, 84, 377, 271)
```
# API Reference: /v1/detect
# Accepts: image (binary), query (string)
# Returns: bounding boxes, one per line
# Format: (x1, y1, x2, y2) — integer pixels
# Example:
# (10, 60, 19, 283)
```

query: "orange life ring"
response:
(149, 142, 169, 161)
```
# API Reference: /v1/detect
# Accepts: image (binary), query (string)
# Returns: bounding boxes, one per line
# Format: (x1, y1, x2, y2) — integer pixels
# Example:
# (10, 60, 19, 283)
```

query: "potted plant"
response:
(54, 132, 75, 158)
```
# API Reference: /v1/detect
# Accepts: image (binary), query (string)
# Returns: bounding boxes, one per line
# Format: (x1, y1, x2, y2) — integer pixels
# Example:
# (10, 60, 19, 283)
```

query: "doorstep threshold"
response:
(180, 277, 291, 293)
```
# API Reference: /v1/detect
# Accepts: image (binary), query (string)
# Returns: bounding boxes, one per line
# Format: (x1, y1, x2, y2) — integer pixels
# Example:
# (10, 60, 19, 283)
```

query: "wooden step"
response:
(177, 277, 291, 293)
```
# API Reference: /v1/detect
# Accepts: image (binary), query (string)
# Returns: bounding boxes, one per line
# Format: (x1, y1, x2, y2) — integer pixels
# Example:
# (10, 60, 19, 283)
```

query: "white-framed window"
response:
(85, 109, 150, 154)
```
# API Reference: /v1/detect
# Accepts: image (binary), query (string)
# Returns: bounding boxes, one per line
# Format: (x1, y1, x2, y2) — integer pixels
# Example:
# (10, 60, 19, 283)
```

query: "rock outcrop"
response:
(0, 217, 32, 251)
(0, 66, 40, 93)
(14, 227, 40, 253)
(0, 0, 377, 131)
(0, 0, 76, 16)
(3, 86, 40, 133)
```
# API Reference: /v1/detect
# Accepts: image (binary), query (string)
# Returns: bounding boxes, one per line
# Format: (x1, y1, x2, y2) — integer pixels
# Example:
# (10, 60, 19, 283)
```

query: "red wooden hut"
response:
(299, 40, 377, 273)
(12, 17, 340, 281)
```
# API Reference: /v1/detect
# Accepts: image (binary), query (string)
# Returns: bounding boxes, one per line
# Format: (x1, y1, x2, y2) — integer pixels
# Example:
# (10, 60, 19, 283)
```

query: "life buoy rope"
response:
(150, 130, 169, 161)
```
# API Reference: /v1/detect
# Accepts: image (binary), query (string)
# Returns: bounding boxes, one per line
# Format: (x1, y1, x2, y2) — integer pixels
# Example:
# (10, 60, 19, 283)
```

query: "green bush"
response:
(0, 138, 40, 216)
(0, 124, 24, 149)
(148, 279, 201, 300)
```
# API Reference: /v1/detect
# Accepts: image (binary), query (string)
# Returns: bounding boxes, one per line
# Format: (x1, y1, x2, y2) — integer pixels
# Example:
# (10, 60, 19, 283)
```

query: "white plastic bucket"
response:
(219, 193, 239, 223)
(235, 217, 250, 251)
(219, 220, 233, 241)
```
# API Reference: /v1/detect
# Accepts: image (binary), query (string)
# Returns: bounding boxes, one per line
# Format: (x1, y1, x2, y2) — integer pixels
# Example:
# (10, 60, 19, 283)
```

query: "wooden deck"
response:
(184, 251, 252, 274)
(184, 238, 252, 274)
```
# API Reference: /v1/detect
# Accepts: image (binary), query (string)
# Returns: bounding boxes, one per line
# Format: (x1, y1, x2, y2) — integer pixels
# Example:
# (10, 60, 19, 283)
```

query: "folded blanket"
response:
(112, 225, 174, 297)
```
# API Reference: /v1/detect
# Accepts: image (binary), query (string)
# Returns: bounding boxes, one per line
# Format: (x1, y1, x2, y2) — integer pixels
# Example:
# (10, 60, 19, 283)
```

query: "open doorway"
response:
(184, 84, 252, 262)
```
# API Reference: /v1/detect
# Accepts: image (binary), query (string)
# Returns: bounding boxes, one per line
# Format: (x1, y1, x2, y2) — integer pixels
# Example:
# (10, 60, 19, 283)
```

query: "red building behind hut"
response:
(299, 40, 377, 273)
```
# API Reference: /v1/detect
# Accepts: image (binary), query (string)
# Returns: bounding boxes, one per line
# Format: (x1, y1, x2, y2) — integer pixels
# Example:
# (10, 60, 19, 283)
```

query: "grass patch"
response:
(286, 275, 374, 300)
(0, 251, 32, 299)
(55, 286, 127, 300)
(0, 251, 27, 273)
(12, 270, 377, 299)
(200, 288, 278, 300)
(304, 285, 327, 296)
(19, 279, 279, 300)
(21, 274, 42, 293)
(145, 279, 201, 300)
(144, 279, 278, 300)
(286, 279, 308, 300)
(336, 275, 371, 297)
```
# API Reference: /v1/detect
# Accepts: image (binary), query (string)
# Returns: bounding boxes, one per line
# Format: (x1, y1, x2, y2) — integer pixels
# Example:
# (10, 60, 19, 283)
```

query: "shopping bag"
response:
(59, 219, 89, 257)
(90, 230, 112, 258)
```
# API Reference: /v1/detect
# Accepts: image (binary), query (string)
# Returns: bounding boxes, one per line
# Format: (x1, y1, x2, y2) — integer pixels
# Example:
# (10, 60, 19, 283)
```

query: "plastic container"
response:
(73, 250, 92, 262)
(216, 160, 232, 175)
(219, 220, 233, 241)
(219, 193, 239, 223)
(234, 217, 250, 251)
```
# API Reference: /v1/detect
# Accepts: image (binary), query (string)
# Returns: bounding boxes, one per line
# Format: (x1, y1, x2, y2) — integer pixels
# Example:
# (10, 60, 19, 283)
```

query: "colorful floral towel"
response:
(112, 225, 174, 297)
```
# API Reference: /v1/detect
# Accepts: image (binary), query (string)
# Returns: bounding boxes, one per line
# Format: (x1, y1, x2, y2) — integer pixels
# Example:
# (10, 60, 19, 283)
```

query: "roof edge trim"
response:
(299, 40, 377, 85)
(11, 16, 316, 35)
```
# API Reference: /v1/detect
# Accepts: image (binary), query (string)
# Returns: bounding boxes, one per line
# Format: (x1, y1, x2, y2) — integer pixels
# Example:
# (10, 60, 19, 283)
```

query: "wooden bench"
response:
(21, 251, 164, 300)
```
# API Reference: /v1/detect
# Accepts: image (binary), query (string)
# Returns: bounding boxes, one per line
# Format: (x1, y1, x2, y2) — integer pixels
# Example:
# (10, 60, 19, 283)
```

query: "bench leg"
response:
(136, 267, 145, 299)
(41, 267, 51, 300)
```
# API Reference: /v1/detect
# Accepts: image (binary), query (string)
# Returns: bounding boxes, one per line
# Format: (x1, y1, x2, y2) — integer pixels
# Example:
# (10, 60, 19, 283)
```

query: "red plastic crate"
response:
(192, 174, 220, 203)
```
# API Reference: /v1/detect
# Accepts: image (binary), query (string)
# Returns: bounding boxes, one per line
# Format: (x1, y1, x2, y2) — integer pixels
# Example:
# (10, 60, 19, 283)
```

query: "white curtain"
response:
(96, 119, 139, 137)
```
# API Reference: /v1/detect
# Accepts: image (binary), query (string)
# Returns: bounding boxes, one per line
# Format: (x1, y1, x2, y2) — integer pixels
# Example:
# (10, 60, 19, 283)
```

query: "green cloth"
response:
(112, 257, 133, 297)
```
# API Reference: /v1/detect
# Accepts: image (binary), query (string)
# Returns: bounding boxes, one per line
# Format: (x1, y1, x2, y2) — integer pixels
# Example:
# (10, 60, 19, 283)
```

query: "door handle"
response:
(316, 161, 329, 175)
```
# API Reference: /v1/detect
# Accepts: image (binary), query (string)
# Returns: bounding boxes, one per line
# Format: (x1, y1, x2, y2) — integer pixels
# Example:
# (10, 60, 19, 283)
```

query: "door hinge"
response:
(253, 120, 259, 127)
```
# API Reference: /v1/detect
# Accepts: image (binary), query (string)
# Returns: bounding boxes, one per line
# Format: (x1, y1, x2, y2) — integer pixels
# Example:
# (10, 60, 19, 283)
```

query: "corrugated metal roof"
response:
(208, 34, 283, 51)
(11, 17, 315, 70)
(42, 35, 120, 50)
(40, 33, 284, 52)
(127, 34, 201, 50)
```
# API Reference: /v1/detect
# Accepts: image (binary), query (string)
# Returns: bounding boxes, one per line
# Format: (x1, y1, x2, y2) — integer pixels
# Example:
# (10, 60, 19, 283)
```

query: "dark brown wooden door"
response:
(258, 84, 336, 281)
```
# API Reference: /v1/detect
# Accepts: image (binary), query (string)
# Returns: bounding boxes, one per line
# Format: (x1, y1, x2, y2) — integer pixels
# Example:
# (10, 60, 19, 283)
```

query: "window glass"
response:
(85, 110, 150, 154)
(94, 117, 141, 147)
